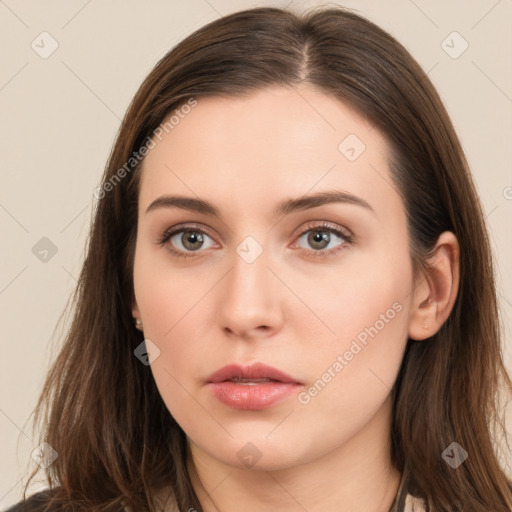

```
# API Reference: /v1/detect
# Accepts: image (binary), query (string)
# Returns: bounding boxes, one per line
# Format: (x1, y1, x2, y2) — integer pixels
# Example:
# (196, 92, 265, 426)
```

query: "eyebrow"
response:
(145, 190, 375, 217)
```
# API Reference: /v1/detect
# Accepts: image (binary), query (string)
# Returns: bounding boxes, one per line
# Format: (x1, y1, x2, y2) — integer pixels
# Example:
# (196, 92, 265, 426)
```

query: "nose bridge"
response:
(217, 235, 283, 336)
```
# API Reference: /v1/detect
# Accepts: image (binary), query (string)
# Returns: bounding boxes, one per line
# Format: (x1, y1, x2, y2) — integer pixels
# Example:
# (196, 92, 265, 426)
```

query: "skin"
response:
(132, 84, 459, 512)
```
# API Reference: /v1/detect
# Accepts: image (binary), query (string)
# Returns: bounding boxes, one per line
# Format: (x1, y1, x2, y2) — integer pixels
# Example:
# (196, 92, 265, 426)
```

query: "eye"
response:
(294, 222, 353, 256)
(159, 224, 216, 257)
(158, 221, 354, 259)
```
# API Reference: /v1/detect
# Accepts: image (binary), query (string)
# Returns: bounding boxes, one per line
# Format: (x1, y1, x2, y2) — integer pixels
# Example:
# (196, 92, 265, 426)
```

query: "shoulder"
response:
(3, 489, 61, 512)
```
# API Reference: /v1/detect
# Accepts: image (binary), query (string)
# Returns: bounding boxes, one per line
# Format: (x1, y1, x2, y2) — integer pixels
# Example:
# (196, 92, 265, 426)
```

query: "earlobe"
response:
(409, 231, 460, 341)
(131, 300, 144, 331)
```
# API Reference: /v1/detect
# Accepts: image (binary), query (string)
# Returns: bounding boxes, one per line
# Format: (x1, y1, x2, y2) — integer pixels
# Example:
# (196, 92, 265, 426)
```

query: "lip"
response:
(206, 363, 303, 410)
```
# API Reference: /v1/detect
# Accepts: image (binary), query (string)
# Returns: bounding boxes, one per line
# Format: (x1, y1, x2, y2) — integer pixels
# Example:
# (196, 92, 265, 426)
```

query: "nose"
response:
(216, 244, 284, 340)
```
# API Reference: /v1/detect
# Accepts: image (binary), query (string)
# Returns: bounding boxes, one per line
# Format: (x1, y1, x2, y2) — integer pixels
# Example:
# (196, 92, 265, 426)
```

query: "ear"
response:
(409, 231, 460, 341)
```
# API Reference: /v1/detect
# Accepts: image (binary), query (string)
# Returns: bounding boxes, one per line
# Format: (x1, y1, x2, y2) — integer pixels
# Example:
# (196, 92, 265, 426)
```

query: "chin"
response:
(196, 429, 315, 471)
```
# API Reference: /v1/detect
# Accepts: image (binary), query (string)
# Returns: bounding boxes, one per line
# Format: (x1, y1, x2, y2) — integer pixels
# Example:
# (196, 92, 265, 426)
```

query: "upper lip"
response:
(207, 363, 303, 384)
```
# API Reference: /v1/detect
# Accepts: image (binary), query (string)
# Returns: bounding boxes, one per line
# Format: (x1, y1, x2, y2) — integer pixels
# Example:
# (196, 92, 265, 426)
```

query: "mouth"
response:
(207, 362, 302, 384)
(206, 363, 303, 410)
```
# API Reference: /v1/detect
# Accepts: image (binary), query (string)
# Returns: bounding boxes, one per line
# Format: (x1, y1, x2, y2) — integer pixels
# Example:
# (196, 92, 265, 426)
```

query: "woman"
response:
(7, 5, 512, 512)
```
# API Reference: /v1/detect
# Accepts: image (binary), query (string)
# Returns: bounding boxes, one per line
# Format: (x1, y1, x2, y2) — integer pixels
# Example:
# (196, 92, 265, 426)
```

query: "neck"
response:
(188, 396, 401, 512)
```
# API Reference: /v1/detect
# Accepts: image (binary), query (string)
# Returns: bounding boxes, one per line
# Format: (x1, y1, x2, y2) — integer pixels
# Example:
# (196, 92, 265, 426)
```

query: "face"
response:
(132, 84, 416, 471)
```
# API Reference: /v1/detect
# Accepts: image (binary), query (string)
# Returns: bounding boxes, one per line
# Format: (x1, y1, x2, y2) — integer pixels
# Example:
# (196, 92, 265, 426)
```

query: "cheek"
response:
(133, 251, 216, 431)
(293, 242, 412, 345)
(295, 248, 413, 419)
(133, 240, 209, 339)
(132, 243, 218, 387)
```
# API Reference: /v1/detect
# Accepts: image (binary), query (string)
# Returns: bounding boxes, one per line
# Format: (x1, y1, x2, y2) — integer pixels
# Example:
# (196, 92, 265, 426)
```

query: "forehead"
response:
(138, 85, 398, 219)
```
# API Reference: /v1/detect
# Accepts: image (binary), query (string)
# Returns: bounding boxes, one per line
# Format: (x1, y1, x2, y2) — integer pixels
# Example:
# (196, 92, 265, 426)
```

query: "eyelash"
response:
(158, 221, 354, 259)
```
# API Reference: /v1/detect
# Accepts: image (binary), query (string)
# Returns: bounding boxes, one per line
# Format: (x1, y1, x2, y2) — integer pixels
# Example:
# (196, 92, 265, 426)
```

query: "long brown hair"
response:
(20, 5, 512, 511)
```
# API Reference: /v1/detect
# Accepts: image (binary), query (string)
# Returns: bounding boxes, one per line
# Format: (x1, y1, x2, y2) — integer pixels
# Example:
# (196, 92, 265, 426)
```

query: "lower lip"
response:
(207, 381, 302, 410)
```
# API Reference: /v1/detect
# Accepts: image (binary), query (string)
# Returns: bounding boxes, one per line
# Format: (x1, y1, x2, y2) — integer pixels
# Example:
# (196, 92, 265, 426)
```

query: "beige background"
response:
(1, 0, 511, 507)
